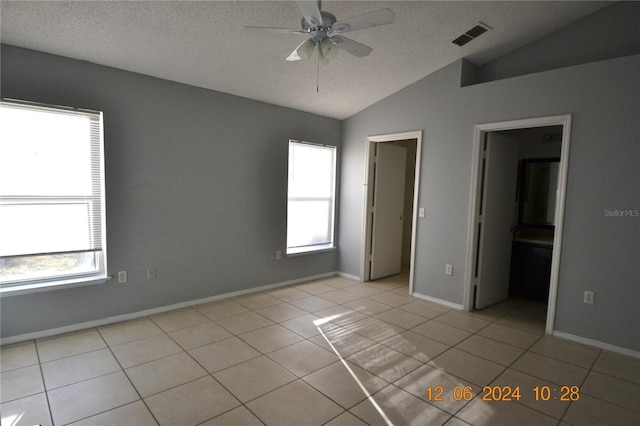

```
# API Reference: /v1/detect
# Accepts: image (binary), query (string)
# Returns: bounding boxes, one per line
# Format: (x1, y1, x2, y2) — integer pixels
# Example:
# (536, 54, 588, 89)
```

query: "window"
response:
(287, 140, 336, 254)
(0, 100, 107, 293)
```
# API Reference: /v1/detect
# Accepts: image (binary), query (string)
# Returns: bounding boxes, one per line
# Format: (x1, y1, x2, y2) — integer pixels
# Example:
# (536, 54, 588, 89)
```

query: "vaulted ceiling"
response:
(0, 1, 613, 119)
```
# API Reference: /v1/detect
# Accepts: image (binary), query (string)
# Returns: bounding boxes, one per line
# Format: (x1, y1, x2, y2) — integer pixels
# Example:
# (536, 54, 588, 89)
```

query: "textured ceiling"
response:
(0, 1, 612, 119)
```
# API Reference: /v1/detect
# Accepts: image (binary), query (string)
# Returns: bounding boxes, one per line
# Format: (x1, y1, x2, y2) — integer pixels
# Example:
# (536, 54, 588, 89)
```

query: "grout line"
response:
(35, 345, 110, 367)
(315, 325, 394, 426)
(383, 300, 549, 420)
(5, 277, 637, 425)
(100, 323, 163, 426)
(32, 338, 55, 426)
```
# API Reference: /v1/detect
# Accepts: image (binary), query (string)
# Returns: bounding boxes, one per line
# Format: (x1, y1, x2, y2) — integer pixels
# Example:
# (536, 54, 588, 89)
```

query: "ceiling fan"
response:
(244, 1, 395, 64)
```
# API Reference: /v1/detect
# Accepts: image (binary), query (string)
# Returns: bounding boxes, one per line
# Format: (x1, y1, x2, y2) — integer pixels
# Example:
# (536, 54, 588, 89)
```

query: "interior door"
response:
(475, 133, 519, 309)
(370, 143, 407, 280)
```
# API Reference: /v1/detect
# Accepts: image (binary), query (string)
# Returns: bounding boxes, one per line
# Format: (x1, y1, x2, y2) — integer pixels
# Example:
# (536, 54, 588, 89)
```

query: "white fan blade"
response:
(331, 8, 395, 33)
(286, 39, 316, 61)
(330, 36, 373, 58)
(296, 0, 323, 26)
(244, 26, 307, 35)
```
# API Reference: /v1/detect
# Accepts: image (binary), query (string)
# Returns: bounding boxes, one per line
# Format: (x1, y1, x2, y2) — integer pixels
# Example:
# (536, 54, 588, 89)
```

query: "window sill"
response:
(0, 275, 111, 297)
(287, 245, 336, 257)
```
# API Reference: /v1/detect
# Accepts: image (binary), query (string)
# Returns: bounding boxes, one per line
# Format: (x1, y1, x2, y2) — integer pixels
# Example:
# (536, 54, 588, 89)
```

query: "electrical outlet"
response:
(117, 271, 127, 283)
(276, 250, 282, 260)
(147, 267, 156, 280)
(584, 291, 594, 304)
(445, 264, 453, 275)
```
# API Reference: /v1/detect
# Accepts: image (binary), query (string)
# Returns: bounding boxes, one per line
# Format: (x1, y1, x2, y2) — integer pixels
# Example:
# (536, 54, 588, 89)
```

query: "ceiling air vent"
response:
(452, 23, 491, 46)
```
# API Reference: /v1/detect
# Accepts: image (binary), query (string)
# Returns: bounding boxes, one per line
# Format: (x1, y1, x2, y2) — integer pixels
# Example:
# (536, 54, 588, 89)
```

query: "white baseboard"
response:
(336, 271, 361, 282)
(411, 291, 464, 310)
(411, 293, 639, 357)
(552, 330, 640, 359)
(1, 271, 338, 346)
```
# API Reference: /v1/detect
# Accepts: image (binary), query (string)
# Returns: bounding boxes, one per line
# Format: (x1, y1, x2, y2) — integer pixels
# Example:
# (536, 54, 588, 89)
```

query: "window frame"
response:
(286, 140, 337, 255)
(0, 99, 109, 295)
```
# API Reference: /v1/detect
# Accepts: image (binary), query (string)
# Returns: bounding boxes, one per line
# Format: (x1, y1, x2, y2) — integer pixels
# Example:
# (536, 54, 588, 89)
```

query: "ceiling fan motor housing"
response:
(302, 11, 337, 44)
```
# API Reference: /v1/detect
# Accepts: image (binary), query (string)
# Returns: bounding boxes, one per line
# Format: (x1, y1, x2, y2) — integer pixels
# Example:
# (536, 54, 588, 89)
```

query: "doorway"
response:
(361, 131, 422, 294)
(465, 116, 572, 334)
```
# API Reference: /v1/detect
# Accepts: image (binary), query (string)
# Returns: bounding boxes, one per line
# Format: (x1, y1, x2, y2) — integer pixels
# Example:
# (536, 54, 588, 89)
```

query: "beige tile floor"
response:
(2, 272, 639, 425)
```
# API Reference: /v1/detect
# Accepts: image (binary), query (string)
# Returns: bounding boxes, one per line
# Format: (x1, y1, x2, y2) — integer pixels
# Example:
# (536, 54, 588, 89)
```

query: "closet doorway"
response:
(361, 131, 422, 294)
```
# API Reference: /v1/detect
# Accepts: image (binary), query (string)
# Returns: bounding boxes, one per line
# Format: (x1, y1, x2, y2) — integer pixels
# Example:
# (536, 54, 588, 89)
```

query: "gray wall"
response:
(338, 54, 639, 351)
(476, 1, 640, 84)
(1, 45, 341, 339)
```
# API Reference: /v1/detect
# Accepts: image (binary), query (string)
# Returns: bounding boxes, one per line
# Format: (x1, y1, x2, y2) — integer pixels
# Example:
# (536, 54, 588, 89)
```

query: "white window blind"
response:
(287, 140, 336, 254)
(0, 100, 107, 289)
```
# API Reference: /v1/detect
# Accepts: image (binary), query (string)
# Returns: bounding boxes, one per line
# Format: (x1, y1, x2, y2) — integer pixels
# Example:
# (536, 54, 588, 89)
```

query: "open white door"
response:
(475, 133, 519, 309)
(370, 143, 407, 280)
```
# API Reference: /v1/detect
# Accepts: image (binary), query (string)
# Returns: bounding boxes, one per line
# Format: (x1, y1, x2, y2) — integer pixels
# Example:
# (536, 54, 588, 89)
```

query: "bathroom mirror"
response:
(518, 158, 560, 227)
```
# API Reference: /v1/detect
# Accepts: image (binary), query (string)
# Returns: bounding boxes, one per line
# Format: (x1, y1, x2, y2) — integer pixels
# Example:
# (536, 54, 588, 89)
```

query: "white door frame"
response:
(361, 130, 423, 294)
(464, 115, 572, 334)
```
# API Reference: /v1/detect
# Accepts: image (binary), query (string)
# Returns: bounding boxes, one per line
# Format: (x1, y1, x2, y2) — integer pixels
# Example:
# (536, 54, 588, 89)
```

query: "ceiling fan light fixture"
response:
(298, 39, 317, 60)
(321, 38, 338, 61)
(298, 40, 316, 59)
(286, 39, 316, 61)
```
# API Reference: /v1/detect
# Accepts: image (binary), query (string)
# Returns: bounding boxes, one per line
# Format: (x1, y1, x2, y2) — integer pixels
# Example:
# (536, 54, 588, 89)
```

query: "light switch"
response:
(419, 208, 425, 218)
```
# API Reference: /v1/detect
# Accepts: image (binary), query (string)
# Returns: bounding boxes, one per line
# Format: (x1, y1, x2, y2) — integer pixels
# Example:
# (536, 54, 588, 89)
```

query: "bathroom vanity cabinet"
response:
(509, 240, 552, 302)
